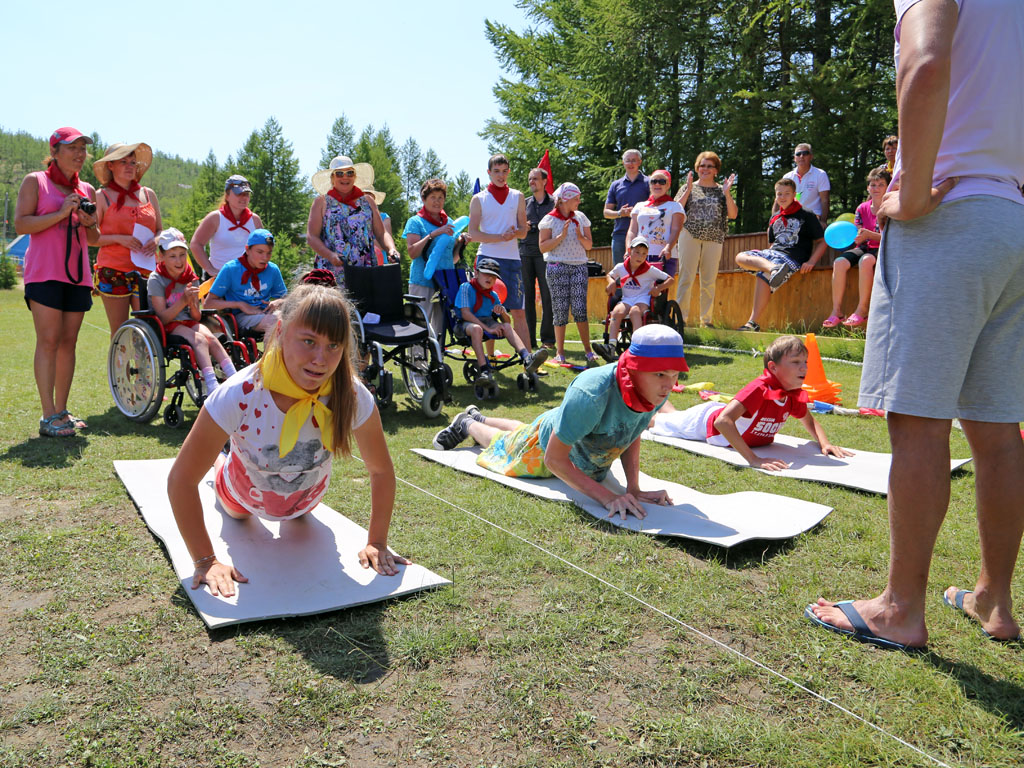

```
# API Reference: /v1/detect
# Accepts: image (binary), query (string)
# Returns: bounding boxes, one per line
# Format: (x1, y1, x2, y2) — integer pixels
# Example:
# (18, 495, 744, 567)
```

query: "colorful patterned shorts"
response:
(476, 418, 553, 478)
(95, 265, 147, 298)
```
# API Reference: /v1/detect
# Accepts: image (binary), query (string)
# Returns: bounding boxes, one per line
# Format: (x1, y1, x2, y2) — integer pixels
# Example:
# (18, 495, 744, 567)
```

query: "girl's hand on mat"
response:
(193, 560, 248, 597)
(752, 457, 789, 472)
(359, 544, 411, 576)
(604, 493, 648, 521)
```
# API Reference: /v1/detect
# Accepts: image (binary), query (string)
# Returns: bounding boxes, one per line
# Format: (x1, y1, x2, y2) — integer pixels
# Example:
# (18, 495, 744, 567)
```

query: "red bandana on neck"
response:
(328, 186, 365, 209)
(486, 183, 510, 205)
(220, 203, 253, 233)
(469, 278, 498, 313)
(46, 163, 85, 196)
(769, 200, 802, 229)
(155, 259, 198, 300)
(615, 355, 656, 412)
(239, 253, 266, 292)
(107, 179, 140, 211)
(549, 206, 576, 222)
(418, 207, 448, 228)
(620, 257, 651, 288)
(760, 369, 807, 402)
(646, 194, 673, 206)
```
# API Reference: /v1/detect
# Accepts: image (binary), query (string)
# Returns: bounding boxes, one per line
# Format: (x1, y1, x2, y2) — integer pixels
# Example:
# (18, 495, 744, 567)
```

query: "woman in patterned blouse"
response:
(674, 152, 737, 327)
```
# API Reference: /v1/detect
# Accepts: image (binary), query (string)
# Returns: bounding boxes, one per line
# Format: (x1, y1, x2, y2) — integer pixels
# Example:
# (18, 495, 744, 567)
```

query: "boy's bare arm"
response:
(713, 400, 790, 471)
(798, 413, 854, 458)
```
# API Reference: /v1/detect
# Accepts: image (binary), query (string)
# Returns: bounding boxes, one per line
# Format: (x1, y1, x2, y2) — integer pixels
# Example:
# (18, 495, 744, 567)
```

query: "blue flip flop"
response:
(804, 601, 926, 653)
(942, 589, 1022, 644)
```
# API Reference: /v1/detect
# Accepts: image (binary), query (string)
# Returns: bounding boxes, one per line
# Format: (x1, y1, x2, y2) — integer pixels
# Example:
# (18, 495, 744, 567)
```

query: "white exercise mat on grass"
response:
(412, 448, 832, 548)
(115, 459, 449, 628)
(641, 431, 972, 496)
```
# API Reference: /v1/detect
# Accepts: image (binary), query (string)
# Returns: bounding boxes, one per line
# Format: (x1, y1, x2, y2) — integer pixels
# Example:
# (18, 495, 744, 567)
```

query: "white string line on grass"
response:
(562, 337, 865, 367)
(390, 470, 951, 768)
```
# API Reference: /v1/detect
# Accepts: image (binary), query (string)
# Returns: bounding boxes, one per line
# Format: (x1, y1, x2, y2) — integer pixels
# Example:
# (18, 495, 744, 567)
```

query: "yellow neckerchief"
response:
(260, 347, 333, 458)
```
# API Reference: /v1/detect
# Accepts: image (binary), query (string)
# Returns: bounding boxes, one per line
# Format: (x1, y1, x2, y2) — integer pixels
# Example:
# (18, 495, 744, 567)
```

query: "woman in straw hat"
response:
(189, 174, 264, 278)
(92, 142, 163, 335)
(306, 155, 399, 289)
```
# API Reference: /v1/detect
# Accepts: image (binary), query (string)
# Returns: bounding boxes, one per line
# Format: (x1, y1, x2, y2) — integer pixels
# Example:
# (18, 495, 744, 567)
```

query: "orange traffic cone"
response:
(802, 332, 842, 404)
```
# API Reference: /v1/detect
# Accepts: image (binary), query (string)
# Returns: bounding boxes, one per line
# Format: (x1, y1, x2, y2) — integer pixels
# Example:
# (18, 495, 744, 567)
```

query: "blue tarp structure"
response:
(4, 235, 28, 266)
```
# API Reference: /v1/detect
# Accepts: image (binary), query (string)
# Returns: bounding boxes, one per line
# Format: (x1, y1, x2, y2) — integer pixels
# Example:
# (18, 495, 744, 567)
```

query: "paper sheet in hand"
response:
(115, 459, 449, 628)
(642, 431, 971, 495)
(412, 448, 832, 548)
(130, 223, 156, 272)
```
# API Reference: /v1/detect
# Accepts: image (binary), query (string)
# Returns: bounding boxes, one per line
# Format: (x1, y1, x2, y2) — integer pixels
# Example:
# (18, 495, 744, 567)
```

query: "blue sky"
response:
(3, 0, 531, 181)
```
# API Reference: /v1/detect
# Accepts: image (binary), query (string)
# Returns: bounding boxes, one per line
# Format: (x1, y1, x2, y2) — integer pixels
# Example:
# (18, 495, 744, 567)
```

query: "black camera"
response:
(78, 199, 96, 215)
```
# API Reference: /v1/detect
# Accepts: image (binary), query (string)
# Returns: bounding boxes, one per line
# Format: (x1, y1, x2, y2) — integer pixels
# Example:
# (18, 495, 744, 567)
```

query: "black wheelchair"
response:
(343, 262, 452, 417)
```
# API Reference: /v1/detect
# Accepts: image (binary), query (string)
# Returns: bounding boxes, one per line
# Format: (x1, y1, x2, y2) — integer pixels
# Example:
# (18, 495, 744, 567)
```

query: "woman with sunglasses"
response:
(674, 152, 737, 327)
(189, 175, 264, 278)
(306, 156, 399, 290)
(625, 170, 684, 278)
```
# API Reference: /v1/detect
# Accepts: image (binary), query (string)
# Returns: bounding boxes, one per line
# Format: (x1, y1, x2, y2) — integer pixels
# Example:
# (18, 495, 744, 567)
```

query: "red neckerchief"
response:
(620, 257, 651, 288)
(769, 200, 802, 229)
(106, 179, 140, 210)
(327, 186, 365, 209)
(220, 203, 253, 233)
(486, 183, 510, 205)
(469, 278, 498, 313)
(615, 354, 656, 413)
(155, 260, 198, 300)
(760, 369, 808, 402)
(46, 163, 85, 196)
(549, 206, 576, 222)
(239, 253, 266, 292)
(646, 194, 672, 206)
(418, 207, 448, 227)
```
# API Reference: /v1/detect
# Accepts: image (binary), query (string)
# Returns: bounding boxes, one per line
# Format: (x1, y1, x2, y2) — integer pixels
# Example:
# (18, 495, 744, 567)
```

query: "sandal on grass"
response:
(736, 321, 760, 332)
(843, 313, 867, 327)
(822, 314, 844, 328)
(39, 413, 75, 438)
(57, 409, 87, 430)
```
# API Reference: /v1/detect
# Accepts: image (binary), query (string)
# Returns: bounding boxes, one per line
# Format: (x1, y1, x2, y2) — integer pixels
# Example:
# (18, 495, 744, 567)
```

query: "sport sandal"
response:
(39, 413, 74, 437)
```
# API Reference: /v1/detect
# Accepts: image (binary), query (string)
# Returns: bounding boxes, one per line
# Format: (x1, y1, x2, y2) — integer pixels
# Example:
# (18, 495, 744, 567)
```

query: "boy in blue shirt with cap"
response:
(205, 229, 288, 334)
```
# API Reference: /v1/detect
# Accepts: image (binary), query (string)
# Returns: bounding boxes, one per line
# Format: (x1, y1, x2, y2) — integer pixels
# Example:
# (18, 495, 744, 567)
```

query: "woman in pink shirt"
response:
(14, 127, 100, 437)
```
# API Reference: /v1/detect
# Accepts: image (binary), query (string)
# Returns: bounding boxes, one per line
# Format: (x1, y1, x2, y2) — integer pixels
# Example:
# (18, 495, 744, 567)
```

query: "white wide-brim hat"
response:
(93, 142, 153, 185)
(311, 155, 375, 196)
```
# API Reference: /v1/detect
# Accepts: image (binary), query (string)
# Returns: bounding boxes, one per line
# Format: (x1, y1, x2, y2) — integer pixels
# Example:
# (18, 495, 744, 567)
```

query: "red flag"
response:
(537, 150, 554, 195)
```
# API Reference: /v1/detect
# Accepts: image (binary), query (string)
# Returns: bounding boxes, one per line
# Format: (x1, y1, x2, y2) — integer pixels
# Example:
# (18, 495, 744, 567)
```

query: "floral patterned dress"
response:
(315, 195, 376, 287)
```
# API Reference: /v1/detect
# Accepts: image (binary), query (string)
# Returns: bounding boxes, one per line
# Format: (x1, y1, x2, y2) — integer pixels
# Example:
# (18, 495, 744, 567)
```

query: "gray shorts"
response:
(859, 196, 1024, 421)
(236, 312, 273, 330)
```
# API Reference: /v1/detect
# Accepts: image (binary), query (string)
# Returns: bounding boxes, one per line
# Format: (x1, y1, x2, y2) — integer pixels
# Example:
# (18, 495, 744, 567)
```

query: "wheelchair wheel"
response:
(516, 372, 540, 393)
(665, 300, 685, 336)
(462, 360, 479, 383)
(419, 386, 444, 418)
(399, 342, 431, 402)
(108, 319, 165, 422)
(375, 370, 394, 409)
(164, 403, 184, 428)
(443, 363, 454, 388)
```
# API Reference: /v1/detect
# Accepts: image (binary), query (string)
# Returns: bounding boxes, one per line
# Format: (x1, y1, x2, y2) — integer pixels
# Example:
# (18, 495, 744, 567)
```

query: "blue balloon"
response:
(824, 220, 857, 250)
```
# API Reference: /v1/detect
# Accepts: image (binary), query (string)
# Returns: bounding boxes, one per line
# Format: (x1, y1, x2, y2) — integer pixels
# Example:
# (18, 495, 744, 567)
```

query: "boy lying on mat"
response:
(650, 335, 852, 471)
(432, 324, 689, 520)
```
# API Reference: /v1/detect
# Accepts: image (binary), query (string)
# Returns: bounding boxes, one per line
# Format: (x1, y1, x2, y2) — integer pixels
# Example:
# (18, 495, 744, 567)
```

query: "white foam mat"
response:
(115, 459, 450, 628)
(412, 448, 833, 548)
(641, 431, 972, 495)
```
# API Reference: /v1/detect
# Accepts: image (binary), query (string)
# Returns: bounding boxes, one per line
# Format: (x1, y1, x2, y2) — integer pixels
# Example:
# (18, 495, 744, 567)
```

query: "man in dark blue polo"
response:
(604, 149, 650, 265)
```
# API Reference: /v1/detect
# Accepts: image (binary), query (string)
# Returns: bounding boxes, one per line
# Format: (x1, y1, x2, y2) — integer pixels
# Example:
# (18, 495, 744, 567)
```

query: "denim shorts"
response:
(481, 257, 525, 310)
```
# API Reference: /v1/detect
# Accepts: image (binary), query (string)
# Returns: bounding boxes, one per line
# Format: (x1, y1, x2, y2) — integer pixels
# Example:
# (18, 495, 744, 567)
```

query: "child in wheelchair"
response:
(456, 258, 549, 386)
(204, 228, 287, 335)
(594, 237, 674, 362)
(147, 228, 236, 394)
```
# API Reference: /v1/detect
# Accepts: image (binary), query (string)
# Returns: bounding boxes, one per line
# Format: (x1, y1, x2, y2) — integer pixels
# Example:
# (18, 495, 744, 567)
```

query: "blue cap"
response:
(247, 229, 275, 247)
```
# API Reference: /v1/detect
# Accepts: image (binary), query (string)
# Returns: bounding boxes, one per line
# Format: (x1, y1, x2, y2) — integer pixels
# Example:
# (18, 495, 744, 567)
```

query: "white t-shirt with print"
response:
(631, 200, 684, 257)
(204, 365, 375, 521)
(607, 263, 670, 308)
(538, 211, 592, 264)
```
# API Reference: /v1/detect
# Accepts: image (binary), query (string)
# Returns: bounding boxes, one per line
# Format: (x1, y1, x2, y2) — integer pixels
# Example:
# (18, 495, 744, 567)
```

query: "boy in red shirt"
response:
(650, 335, 851, 470)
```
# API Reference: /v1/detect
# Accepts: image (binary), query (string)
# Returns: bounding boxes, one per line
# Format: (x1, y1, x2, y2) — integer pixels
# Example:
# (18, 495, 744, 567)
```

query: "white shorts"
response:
(619, 294, 652, 309)
(651, 402, 729, 447)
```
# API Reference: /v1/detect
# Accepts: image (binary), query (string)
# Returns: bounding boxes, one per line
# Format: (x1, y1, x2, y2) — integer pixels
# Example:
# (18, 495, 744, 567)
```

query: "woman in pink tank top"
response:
(92, 142, 162, 335)
(14, 127, 100, 438)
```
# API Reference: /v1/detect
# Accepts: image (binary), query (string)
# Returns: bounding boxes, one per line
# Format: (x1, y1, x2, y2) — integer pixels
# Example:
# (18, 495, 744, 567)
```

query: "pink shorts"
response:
(214, 457, 251, 517)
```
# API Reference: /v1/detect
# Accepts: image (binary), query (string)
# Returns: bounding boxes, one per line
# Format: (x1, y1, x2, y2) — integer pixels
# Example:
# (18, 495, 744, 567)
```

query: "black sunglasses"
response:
(794, 151, 811, 157)
(650, 178, 668, 185)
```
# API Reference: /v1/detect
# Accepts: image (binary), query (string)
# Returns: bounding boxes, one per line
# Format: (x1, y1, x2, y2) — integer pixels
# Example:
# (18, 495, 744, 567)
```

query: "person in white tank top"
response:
(189, 175, 264, 277)
(469, 154, 532, 349)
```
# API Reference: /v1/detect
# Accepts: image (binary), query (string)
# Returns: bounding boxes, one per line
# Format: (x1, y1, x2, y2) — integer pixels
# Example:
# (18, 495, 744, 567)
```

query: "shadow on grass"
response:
(924, 650, 1024, 731)
(0, 434, 89, 468)
(85, 406, 201, 449)
(683, 352, 743, 368)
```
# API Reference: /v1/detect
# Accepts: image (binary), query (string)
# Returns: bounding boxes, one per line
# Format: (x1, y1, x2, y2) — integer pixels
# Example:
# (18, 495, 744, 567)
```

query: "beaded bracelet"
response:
(193, 554, 216, 567)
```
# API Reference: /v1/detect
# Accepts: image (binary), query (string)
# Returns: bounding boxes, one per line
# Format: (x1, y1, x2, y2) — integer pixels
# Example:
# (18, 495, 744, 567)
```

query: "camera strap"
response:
(64, 217, 84, 284)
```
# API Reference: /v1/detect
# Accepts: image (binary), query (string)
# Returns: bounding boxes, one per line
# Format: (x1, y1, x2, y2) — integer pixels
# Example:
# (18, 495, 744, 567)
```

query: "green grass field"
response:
(1, 285, 1021, 768)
